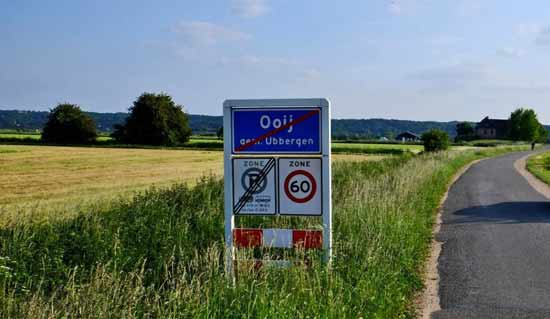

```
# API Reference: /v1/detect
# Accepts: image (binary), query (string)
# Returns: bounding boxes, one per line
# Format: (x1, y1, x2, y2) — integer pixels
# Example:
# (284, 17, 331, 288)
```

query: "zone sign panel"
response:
(278, 158, 322, 215)
(232, 158, 276, 215)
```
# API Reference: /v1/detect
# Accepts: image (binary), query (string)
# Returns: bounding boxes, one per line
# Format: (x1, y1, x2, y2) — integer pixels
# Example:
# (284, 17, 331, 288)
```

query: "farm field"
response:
(0, 145, 530, 318)
(526, 151, 550, 184)
(0, 144, 383, 208)
(332, 141, 423, 153)
(0, 132, 111, 141)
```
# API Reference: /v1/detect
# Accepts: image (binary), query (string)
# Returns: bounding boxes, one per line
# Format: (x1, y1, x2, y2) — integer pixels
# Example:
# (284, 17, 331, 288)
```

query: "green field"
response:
(0, 144, 529, 318)
(0, 132, 111, 142)
(527, 151, 550, 184)
(0, 132, 424, 154)
(332, 142, 423, 153)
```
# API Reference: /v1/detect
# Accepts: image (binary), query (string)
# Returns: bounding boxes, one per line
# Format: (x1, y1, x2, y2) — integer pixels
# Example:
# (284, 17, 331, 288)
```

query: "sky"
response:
(1, 0, 550, 123)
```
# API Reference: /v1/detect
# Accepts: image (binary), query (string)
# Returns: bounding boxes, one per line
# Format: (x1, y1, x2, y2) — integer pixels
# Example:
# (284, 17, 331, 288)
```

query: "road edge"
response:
(417, 158, 484, 319)
(514, 153, 550, 199)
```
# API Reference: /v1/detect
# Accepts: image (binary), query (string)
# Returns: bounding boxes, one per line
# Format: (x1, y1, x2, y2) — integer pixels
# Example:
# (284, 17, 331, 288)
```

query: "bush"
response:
(112, 93, 192, 146)
(421, 129, 450, 152)
(41, 104, 97, 144)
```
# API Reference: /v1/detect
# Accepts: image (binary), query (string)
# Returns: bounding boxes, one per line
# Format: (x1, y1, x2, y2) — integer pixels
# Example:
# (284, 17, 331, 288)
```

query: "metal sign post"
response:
(223, 99, 331, 278)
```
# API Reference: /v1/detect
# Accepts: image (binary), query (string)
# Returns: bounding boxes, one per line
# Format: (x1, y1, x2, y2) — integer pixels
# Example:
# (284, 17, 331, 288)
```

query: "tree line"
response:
(41, 93, 192, 146)
(455, 108, 548, 143)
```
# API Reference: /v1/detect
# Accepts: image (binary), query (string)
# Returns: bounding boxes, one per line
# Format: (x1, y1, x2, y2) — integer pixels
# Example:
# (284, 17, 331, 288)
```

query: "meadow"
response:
(0, 143, 529, 318)
(0, 144, 382, 209)
(0, 132, 461, 156)
(527, 151, 550, 184)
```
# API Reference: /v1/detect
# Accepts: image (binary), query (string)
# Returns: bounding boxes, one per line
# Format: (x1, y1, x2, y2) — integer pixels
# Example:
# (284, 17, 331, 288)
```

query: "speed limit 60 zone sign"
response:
(278, 158, 322, 215)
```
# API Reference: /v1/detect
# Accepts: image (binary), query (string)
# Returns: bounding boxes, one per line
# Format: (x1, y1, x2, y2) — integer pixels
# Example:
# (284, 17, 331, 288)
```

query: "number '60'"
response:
(290, 180, 311, 193)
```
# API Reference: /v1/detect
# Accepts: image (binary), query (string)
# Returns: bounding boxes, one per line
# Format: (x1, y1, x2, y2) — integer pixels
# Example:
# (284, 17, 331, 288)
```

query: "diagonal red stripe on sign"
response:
(234, 109, 319, 152)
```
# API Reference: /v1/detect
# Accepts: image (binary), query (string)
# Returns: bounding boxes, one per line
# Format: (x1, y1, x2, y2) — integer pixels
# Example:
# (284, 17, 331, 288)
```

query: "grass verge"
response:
(526, 151, 550, 184)
(0, 146, 527, 318)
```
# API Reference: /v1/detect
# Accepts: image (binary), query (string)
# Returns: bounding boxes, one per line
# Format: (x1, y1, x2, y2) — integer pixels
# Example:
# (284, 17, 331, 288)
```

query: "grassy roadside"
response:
(526, 151, 550, 184)
(0, 146, 528, 318)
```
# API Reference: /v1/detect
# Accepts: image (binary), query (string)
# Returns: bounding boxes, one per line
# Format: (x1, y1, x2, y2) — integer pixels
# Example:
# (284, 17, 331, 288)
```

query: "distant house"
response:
(395, 131, 421, 142)
(475, 116, 509, 139)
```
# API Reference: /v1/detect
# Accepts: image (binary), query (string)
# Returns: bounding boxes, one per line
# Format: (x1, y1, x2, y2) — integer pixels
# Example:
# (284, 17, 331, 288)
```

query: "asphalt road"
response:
(432, 150, 550, 319)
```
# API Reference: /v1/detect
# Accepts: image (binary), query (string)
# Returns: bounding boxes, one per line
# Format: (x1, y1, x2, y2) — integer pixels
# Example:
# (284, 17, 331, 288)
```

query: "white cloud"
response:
(220, 55, 296, 68)
(231, 0, 270, 18)
(496, 48, 525, 58)
(302, 68, 322, 80)
(172, 21, 251, 46)
(515, 23, 543, 37)
(388, 1, 402, 15)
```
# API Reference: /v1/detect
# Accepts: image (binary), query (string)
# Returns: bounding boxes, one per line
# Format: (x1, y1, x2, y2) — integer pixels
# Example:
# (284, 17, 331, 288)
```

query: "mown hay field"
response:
(0, 144, 384, 208)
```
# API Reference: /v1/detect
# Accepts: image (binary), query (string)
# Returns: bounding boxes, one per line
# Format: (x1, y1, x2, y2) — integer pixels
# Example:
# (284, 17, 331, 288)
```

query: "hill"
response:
(1, 109, 548, 138)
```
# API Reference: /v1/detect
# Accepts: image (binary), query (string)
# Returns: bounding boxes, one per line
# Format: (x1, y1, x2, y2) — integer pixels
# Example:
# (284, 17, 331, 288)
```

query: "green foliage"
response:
(216, 126, 223, 139)
(508, 108, 543, 142)
(421, 129, 450, 152)
(455, 122, 475, 141)
(112, 93, 192, 146)
(0, 146, 531, 318)
(537, 125, 549, 143)
(526, 152, 550, 185)
(41, 104, 97, 144)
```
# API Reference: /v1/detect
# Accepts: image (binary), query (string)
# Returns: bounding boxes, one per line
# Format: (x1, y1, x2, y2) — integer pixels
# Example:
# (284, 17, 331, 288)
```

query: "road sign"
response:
(279, 158, 322, 215)
(232, 158, 276, 215)
(232, 108, 321, 154)
(223, 99, 332, 278)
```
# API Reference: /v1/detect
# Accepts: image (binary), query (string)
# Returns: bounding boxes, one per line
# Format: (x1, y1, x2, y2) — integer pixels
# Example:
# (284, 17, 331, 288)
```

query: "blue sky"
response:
(2, 0, 550, 123)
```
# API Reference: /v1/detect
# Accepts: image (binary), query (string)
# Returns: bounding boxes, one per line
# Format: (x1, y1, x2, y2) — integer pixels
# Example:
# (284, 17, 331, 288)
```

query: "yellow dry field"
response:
(0, 145, 383, 209)
(0, 145, 223, 207)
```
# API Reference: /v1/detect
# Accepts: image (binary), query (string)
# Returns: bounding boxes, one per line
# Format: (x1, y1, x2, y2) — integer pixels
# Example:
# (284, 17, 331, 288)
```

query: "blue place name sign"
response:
(232, 108, 321, 154)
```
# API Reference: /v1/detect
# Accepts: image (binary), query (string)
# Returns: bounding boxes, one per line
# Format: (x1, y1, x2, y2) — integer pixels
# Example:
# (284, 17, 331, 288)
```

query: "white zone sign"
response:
(279, 158, 322, 215)
(232, 158, 276, 215)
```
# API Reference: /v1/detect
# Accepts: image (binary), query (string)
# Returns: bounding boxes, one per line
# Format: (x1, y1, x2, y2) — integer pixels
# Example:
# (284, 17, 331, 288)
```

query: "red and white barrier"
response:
(233, 228, 322, 249)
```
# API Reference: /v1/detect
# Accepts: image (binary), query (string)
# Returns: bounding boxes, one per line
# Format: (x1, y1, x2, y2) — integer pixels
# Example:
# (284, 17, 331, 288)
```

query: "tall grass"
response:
(526, 151, 550, 184)
(0, 147, 526, 318)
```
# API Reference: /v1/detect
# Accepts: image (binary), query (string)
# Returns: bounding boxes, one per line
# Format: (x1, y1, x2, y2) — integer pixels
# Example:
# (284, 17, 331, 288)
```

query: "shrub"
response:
(421, 129, 450, 152)
(41, 104, 97, 144)
(112, 93, 192, 146)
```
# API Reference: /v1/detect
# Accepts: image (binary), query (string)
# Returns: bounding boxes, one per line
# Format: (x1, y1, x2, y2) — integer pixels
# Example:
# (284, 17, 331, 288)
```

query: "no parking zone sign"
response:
(223, 99, 332, 276)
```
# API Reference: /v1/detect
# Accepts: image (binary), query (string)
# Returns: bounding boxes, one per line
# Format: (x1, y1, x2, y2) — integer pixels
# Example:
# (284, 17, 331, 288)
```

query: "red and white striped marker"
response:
(233, 228, 323, 249)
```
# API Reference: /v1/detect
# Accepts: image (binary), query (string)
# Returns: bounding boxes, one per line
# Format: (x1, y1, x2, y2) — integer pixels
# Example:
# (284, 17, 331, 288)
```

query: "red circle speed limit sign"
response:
(278, 158, 322, 216)
(284, 170, 317, 203)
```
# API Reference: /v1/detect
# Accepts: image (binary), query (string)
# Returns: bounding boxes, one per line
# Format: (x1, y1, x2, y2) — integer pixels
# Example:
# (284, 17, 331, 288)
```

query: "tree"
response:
(508, 108, 541, 141)
(537, 125, 549, 143)
(421, 129, 450, 152)
(216, 126, 223, 139)
(455, 122, 475, 141)
(41, 104, 97, 144)
(112, 93, 192, 145)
